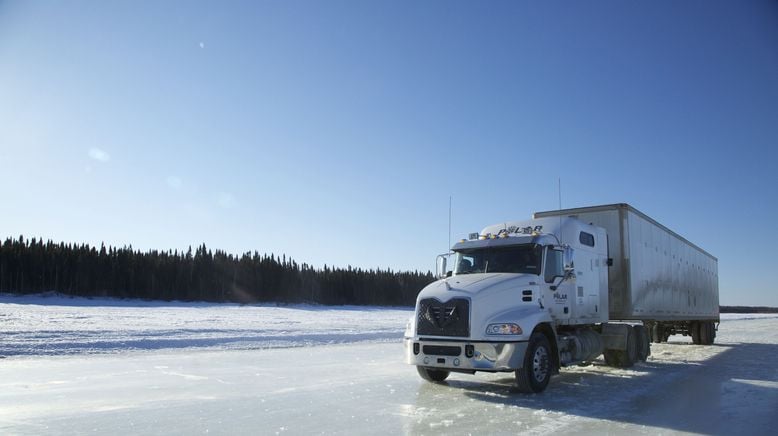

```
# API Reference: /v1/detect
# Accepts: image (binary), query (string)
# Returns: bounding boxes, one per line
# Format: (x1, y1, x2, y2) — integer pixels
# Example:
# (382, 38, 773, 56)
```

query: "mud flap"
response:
(600, 323, 630, 351)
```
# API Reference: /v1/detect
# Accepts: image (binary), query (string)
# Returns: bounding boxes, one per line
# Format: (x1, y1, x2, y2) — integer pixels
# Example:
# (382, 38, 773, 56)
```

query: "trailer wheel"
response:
(699, 321, 715, 345)
(700, 321, 710, 345)
(651, 323, 665, 344)
(603, 325, 638, 368)
(710, 322, 717, 343)
(691, 322, 702, 345)
(697, 321, 707, 345)
(515, 332, 552, 393)
(634, 325, 650, 361)
(416, 366, 450, 383)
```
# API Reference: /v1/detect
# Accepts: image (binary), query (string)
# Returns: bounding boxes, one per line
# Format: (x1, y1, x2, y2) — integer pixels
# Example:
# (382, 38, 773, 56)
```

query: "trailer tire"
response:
(416, 366, 450, 383)
(515, 332, 552, 393)
(603, 325, 638, 368)
(651, 323, 665, 344)
(710, 322, 717, 343)
(634, 325, 650, 361)
(691, 322, 702, 345)
(697, 321, 707, 345)
(700, 321, 715, 345)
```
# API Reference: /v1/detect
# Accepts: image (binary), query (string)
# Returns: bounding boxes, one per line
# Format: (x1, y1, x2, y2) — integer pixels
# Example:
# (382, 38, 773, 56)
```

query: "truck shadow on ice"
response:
(412, 342, 778, 435)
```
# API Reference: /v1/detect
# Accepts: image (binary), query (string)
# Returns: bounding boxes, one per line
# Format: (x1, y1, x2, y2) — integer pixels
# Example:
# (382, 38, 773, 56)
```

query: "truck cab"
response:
(404, 217, 611, 392)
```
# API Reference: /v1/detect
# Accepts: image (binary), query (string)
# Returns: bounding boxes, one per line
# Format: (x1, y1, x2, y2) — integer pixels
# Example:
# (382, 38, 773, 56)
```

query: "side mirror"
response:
(436, 255, 448, 279)
(549, 247, 575, 290)
(563, 246, 574, 269)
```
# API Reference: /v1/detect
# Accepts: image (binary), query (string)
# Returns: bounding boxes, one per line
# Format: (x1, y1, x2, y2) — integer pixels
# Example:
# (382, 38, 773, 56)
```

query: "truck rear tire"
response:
(634, 325, 650, 361)
(603, 325, 638, 368)
(515, 332, 552, 393)
(416, 366, 450, 382)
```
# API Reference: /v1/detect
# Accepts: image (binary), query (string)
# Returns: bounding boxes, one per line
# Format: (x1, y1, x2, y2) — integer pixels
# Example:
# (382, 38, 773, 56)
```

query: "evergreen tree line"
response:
(720, 306, 778, 314)
(0, 236, 434, 306)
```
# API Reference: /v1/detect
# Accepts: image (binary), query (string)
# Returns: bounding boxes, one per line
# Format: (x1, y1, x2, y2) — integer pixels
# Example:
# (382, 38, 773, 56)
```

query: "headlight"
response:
(486, 323, 523, 335)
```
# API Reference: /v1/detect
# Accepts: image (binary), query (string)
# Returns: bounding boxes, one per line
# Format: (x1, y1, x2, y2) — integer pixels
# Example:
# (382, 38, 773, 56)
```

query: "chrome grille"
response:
(416, 298, 470, 337)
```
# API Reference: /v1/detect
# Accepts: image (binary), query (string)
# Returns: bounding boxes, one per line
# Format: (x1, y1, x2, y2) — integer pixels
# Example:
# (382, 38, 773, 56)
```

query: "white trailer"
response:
(535, 204, 719, 344)
(404, 203, 719, 393)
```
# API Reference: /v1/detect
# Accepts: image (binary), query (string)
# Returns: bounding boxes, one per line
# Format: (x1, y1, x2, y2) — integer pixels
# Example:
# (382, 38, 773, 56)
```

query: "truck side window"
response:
(579, 232, 595, 247)
(458, 256, 474, 273)
(544, 248, 564, 283)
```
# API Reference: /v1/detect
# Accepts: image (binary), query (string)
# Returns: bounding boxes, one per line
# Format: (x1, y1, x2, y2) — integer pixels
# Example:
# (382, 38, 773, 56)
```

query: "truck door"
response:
(544, 246, 572, 322)
(574, 248, 602, 319)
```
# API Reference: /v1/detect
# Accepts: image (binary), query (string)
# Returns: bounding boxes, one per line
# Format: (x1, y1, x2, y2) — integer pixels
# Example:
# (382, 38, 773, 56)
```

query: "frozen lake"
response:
(1, 295, 777, 435)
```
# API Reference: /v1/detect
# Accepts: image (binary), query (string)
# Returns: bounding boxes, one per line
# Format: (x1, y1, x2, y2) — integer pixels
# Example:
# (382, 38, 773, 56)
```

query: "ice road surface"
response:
(1, 295, 777, 435)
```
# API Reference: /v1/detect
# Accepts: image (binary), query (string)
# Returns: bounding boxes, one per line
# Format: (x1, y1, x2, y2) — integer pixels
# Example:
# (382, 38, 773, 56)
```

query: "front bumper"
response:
(403, 337, 528, 371)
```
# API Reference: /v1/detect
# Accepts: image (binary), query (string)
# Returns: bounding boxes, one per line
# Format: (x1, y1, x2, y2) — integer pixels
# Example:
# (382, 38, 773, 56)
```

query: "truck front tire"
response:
(515, 332, 552, 393)
(417, 366, 450, 383)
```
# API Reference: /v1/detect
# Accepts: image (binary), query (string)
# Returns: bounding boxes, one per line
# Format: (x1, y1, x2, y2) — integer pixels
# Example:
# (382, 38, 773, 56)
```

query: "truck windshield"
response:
(453, 244, 542, 275)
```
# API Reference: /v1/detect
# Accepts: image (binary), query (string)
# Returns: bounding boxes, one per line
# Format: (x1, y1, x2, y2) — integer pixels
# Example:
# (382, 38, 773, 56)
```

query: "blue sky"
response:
(1, 1, 776, 305)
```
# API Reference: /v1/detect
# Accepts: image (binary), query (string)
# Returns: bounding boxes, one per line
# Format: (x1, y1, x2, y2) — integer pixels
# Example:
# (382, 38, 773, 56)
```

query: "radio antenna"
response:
(448, 195, 452, 252)
(558, 178, 563, 245)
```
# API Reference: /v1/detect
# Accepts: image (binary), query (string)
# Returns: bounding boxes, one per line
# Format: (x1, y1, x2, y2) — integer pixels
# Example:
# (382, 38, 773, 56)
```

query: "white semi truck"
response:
(404, 203, 719, 393)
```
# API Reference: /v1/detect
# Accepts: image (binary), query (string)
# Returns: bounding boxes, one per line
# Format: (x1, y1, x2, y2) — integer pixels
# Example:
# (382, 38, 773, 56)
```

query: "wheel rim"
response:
(532, 346, 549, 382)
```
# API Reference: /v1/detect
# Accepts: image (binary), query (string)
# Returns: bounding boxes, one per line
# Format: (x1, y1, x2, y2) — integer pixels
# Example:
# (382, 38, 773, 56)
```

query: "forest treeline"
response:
(0, 236, 434, 306)
(720, 306, 778, 314)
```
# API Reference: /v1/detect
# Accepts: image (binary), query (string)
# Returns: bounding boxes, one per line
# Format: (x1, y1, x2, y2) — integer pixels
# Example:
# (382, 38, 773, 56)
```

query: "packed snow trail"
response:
(1, 316, 777, 435)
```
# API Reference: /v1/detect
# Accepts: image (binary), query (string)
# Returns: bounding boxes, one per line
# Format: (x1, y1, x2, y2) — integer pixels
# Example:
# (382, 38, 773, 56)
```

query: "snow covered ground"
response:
(0, 293, 413, 356)
(1, 294, 777, 435)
